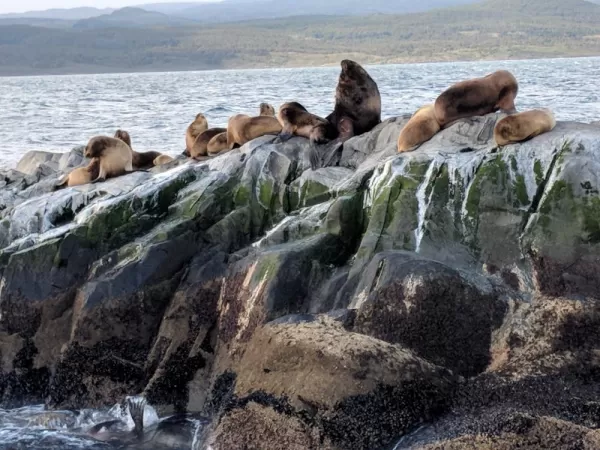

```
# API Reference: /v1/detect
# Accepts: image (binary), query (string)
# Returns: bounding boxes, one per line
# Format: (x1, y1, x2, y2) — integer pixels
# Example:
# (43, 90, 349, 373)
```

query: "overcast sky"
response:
(0, 1, 213, 14)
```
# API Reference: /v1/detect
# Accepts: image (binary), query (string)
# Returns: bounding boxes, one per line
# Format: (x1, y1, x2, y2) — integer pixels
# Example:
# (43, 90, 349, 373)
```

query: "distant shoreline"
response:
(2, 53, 600, 78)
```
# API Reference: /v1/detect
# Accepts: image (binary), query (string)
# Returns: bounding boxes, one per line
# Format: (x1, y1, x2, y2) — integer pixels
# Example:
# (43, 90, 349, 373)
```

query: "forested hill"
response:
(1, 0, 600, 76)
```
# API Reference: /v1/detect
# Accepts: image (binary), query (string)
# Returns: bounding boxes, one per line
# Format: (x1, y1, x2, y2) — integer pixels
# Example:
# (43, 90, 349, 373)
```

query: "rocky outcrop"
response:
(1, 114, 600, 449)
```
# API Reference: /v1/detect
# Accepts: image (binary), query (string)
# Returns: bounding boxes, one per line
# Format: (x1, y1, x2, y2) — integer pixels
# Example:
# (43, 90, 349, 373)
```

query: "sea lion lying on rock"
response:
(434, 70, 519, 128)
(84, 136, 133, 182)
(153, 154, 175, 166)
(226, 114, 282, 149)
(114, 129, 163, 169)
(55, 157, 101, 189)
(190, 127, 228, 160)
(207, 132, 229, 156)
(494, 109, 556, 146)
(184, 113, 209, 156)
(397, 104, 441, 152)
(326, 59, 382, 141)
(277, 101, 337, 144)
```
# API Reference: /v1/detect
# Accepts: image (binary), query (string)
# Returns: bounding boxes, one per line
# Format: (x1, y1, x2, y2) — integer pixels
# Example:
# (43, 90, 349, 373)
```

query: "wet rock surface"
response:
(1, 114, 600, 449)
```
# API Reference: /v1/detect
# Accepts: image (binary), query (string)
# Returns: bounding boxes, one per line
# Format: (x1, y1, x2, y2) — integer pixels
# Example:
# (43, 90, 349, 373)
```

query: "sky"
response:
(0, 0, 214, 15)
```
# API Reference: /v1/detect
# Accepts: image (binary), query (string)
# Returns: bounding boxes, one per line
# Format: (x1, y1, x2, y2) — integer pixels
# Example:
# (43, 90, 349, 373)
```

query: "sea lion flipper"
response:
(307, 143, 320, 171)
(127, 397, 147, 439)
(278, 132, 294, 143)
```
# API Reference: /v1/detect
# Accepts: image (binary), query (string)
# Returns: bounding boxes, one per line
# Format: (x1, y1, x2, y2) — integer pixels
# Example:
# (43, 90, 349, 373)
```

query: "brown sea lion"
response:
(84, 136, 134, 182)
(207, 132, 229, 156)
(153, 154, 175, 166)
(259, 103, 276, 116)
(190, 127, 228, 159)
(494, 109, 556, 146)
(326, 59, 381, 141)
(55, 157, 101, 189)
(277, 102, 337, 144)
(226, 114, 282, 149)
(114, 129, 162, 169)
(434, 70, 519, 128)
(184, 113, 209, 156)
(397, 104, 441, 153)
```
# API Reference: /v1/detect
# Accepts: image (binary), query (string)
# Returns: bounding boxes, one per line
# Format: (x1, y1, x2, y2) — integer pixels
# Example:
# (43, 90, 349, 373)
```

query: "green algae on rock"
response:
(1, 114, 600, 449)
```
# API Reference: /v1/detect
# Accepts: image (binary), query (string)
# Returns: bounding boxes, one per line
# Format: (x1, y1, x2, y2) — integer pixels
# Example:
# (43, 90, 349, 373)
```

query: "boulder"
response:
(209, 318, 455, 450)
(351, 251, 507, 377)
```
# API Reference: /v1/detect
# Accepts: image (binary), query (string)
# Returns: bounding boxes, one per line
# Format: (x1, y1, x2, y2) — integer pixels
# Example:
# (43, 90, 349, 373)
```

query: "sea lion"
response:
(226, 114, 282, 149)
(494, 109, 556, 146)
(434, 70, 519, 128)
(259, 103, 276, 116)
(153, 154, 175, 166)
(84, 136, 133, 182)
(184, 113, 209, 156)
(88, 397, 206, 449)
(55, 157, 101, 189)
(114, 129, 163, 169)
(326, 59, 381, 141)
(207, 132, 229, 156)
(397, 104, 441, 152)
(277, 101, 337, 144)
(190, 127, 228, 159)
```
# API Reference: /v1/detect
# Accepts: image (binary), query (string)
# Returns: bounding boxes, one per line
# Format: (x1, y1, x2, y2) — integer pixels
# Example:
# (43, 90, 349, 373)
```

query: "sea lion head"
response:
(194, 113, 207, 125)
(85, 136, 111, 158)
(114, 129, 132, 147)
(339, 59, 370, 87)
(259, 103, 276, 116)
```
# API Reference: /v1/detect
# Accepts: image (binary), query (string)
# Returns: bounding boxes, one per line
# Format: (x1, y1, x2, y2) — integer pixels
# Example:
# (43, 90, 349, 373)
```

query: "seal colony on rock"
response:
(434, 70, 519, 128)
(494, 109, 556, 146)
(184, 113, 209, 156)
(84, 136, 133, 182)
(277, 101, 337, 144)
(397, 104, 441, 153)
(326, 59, 381, 141)
(226, 114, 282, 149)
(114, 129, 163, 169)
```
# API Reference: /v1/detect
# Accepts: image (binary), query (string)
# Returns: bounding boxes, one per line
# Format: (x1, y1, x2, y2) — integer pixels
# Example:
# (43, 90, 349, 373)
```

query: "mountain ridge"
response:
(1, 0, 600, 76)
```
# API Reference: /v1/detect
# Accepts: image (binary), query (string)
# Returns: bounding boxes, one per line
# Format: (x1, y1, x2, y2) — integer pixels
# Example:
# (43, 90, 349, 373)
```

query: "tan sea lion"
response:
(434, 70, 519, 128)
(494, 109, 556, 146)
(259, 103, 276, 116)
(190, 127, 228, 159)
(207, 132, 229, 156)
(153, 154, 175, 165)
(397, 104, 441, 153)
(184, 113, 209, 156)
(226, 114, 282, 149)
(326, 59, 381, 141)
(55, 157, 101, 189)
(114, 129, 162, 169)
(277, 102, 337, 144)
(84, 136, 134, 181)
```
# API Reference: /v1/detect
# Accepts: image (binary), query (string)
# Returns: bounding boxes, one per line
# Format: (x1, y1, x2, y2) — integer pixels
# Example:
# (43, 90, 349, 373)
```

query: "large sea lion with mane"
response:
(326, 59, 381, 141)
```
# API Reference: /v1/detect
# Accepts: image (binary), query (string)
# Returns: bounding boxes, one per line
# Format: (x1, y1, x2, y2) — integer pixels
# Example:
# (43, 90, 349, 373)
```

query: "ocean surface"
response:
(1, 56, 600, 168)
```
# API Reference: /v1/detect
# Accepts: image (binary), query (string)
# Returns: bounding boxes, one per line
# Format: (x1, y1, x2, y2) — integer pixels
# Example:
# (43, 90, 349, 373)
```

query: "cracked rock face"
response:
(1, 114, 599, 449)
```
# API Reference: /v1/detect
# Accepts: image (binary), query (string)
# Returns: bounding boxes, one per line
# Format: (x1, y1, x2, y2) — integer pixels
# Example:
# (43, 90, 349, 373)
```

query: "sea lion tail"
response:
(127, 396, 147, 439)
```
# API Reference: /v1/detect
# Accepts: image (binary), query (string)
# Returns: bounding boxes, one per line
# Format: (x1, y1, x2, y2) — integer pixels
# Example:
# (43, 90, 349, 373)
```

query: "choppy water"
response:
(1, 56, 600, 168)
(0, 398, 206, 449)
